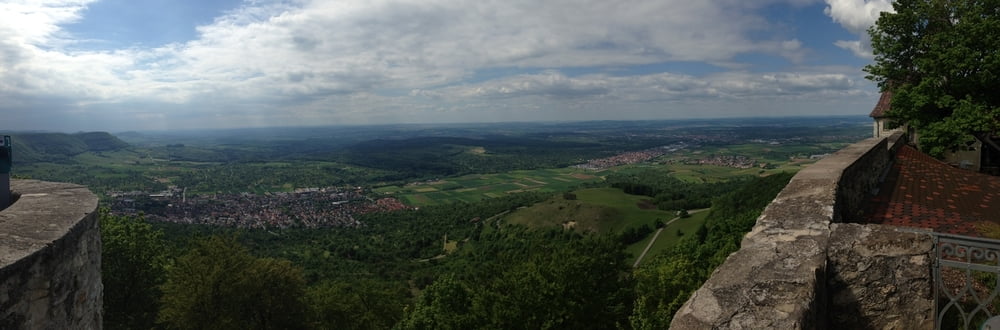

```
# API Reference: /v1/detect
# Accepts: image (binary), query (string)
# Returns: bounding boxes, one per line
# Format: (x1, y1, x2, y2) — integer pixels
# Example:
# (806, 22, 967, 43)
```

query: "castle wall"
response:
(827, 223, 934, 329)
(0, 180, 102, 329)
(670, 132, 933, 329)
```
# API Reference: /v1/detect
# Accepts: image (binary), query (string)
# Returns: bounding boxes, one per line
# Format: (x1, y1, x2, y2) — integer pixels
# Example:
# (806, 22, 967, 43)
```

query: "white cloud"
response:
(833, 39, 871, 58)
(823, 0, 893, 58)
(422, 69, 864, 107)
(0, 0, 94, 45)
(0, 0, 871, 130)
(411, 68, 873, 122)
(824, 0, 892, 34)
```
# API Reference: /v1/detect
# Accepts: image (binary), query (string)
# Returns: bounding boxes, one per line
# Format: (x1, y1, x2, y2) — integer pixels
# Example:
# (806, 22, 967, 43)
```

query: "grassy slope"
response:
(624, 210, 711, 266)
(506, 187, 714, 266)
(505, 187, 674, 234)
(380, 168, 602, 207)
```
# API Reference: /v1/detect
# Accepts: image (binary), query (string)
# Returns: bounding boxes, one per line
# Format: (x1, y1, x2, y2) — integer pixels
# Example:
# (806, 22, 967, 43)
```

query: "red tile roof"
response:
(863, 145, 1000, 236)
(869, 91, 893, 118)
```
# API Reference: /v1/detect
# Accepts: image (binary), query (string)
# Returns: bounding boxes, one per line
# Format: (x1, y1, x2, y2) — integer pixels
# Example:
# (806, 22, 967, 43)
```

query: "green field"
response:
(502, 187, 712, 265)
(650, 142, 846, 182)
(659, 164, 792, 183)
(625, 209, 711, 266)
(15, 146, 396, 196)
(378, 142, 821, 207)
(505, 187, 672, 233)
(376, 168, 604, 206)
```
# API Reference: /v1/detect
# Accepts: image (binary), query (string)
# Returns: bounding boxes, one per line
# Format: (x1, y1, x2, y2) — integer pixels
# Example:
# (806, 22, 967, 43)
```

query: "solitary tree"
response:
(865, 0, 1000, 157)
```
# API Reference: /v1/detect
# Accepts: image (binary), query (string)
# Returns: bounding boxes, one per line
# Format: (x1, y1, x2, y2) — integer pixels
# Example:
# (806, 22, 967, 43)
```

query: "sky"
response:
(0, 0, 895, 132)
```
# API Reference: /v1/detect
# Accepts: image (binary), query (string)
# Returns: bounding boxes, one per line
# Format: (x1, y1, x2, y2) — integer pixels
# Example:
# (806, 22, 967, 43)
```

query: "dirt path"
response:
(633, 228, 665, 268)
(632, 208, 709, 268)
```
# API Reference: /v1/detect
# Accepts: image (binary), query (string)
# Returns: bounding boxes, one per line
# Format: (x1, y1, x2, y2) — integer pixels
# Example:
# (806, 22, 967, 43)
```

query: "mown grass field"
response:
(374, 168, 605, 206)
(503, 187, 672, 235)
(504, 187, 673, 233)
(502, 187, 711, 265)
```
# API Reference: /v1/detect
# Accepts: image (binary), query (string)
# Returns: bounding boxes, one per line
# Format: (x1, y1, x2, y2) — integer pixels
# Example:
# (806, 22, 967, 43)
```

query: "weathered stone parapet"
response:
(828, 223, 934, 330)
(0, 180, 102, 329)
(670, 234, 828, 329)
(886, 130, 905, 154)
(836, 137, 891, 222)
(671, 131, 931, 329)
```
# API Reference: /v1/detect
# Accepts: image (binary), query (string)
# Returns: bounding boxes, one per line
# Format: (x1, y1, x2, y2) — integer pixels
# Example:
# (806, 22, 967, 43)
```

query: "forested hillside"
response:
(4, 132, 129, 163)
(101, 173, 793, 329)
(631, 172, 794, 328)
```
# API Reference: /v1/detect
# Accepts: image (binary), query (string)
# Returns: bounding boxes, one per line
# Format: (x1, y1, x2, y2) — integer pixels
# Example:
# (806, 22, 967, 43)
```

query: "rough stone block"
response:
(0, 180, 101, 330)
(828, 223, 934, 330)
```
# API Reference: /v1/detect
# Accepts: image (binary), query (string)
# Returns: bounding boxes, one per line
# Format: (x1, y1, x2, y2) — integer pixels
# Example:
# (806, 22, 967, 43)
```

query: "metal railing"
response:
(933, 232, 1000, 329)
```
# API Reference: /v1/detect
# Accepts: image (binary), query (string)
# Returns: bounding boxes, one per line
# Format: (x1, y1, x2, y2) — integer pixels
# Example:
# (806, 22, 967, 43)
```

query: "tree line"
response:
(604, 168, 752, 211)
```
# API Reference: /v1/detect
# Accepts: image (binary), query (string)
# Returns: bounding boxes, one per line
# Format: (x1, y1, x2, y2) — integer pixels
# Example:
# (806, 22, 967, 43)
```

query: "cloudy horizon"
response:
(0, 0, 892, 132)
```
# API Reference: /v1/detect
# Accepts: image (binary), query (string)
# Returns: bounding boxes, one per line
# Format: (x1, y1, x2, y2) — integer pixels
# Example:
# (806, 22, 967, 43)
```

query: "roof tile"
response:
(869, 91, 893, 118)
(862, 145, 1000, 237)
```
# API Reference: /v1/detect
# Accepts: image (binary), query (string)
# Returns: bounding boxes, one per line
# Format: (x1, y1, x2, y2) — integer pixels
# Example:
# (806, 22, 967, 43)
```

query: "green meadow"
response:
(504, 187, 672, 233)
(625, 209, 711, 266)
(503, 187, 711, 264)
(374, 168, 604, 206)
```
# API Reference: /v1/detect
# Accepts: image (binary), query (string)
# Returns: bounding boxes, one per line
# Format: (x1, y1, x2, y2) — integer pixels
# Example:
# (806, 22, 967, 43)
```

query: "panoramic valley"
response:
(4, 116, 869, 328)
(5, 0, 999, 328)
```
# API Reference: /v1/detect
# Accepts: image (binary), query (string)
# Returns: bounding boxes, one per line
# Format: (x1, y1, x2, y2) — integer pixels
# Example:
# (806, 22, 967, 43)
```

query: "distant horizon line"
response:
(1, 114, 870, 135)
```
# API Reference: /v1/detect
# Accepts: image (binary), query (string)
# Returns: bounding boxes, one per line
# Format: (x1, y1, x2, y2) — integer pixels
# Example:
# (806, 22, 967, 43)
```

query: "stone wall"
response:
(0, 180, 102, 329)
(827, 223, 934, 329)
(835, 138, 891, 222)
(670, 132, 934, 329)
